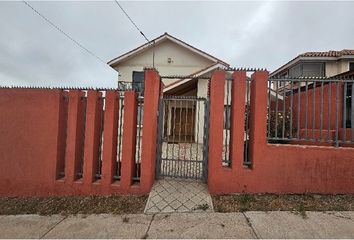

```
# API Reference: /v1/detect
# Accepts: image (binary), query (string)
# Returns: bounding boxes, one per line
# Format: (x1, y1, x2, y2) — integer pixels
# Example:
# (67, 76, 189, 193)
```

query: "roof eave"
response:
(270, 55, 354, 77)
(107, 33, 230, 69)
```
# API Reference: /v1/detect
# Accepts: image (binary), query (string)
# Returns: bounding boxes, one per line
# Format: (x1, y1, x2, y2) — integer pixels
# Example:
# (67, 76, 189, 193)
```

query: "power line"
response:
(113, 0, 155, 67)
(22, 0, 106, 64)
(113, 0, 150, 42)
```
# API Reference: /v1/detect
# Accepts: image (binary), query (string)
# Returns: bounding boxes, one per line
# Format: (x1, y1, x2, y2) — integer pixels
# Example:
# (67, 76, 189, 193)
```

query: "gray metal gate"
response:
(156, 96, 209, 181)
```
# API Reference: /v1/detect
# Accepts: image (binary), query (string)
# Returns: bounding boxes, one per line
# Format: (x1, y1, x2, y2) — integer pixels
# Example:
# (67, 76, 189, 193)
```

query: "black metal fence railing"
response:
(113, 92, 125, 181)
(223, 78, 252, 168)
(113, 93, 144, 183)
(267, 77, 354, 147)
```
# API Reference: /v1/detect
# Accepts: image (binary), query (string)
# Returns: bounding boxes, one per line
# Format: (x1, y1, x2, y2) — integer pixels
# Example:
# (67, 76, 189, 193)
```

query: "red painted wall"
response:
(208, 71, 354, 194)
(0, 69, 161, 197)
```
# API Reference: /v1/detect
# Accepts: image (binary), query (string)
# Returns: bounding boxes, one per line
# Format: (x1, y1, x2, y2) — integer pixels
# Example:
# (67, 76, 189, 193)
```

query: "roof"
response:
(270, 49, 354, 77)
(299, 49, 354, 58)
(332, 70, 354, 78)
(107, 32, 229, 67)
(163, 62, 227, 93)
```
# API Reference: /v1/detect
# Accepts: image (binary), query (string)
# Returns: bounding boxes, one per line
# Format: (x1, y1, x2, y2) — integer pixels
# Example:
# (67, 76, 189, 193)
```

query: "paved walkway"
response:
(144, 179, 213, 213)
(1, 211, 354, 238)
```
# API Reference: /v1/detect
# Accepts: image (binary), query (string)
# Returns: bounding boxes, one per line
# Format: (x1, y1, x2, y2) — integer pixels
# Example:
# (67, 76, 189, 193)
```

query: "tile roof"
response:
(299, 49, 354, 57)
(270, 49, 354, 76)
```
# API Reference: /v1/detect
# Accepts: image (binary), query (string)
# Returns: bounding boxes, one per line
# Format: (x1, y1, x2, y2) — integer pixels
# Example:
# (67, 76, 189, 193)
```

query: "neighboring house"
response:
(270, 49, 354, 140)
(270, 49, 354, 78)
(108, 32, 231, 143)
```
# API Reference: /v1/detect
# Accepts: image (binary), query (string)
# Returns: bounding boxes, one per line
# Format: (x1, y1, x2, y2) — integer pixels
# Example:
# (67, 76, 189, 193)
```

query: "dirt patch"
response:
(0, 195, 147, 215)
(212, 194, 354, 213)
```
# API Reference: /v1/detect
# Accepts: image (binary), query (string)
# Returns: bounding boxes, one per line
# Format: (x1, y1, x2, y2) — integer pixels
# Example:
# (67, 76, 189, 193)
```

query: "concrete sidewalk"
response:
(1, 211, 354, 239)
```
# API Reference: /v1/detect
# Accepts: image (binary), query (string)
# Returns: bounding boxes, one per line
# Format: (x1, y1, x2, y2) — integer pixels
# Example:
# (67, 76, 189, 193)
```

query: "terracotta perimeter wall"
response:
(208, 70, 354, 194)
(1, 68, 354, 197)
(0, 69, 161, 197)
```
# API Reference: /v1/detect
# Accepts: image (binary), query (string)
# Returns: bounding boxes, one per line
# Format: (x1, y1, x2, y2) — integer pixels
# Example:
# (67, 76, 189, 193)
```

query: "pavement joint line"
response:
(242, 212, 260, 239)
(39, 215, 67, 239)
(323, 211, 354, 222)
(142, 213, 155, 239)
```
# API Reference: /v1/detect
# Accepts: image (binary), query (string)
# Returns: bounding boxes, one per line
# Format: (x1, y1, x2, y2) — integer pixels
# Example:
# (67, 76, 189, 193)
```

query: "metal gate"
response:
(156, 96, 209, 181)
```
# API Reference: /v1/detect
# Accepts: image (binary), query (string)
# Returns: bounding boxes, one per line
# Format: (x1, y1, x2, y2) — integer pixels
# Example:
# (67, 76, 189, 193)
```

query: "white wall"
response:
(325, 60, 351, 77)
(114, 40, 215, 86)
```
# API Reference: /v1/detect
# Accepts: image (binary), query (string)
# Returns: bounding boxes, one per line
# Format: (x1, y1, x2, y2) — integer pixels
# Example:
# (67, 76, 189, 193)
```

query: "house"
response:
(270, 49, 354, 78)
(269, 50, 354, 143)
(108, 33, 232, 144)
(108, 32, 230, 95)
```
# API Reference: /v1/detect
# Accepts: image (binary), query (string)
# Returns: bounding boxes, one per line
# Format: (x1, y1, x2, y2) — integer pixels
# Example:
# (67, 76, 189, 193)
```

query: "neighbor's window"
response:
(132, 71, 144, 95)
(350, 62, 354, 71)
(288, 63, 325, 77)
(224, 105, 231, 130)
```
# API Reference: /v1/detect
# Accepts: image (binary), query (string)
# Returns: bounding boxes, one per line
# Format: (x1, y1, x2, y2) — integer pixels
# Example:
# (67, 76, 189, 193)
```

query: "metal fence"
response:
(223, 78, 252, 167)
(156, 96, 209, 180)
(53, 88, 144, 183)
(267, 77, 354, 147)
(112, 93, 144, 183)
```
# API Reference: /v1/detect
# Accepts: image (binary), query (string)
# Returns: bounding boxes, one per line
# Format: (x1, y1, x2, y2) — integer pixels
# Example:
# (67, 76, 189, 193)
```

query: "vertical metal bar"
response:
(351, 84, 354, 142)
(78, 93, 88, 178)
(327, 82, 332, 142)
(320, 81, 324, 142)
(275, 80, 279, 139)
(171, 99, 177, 177)
(202, 99, 209, 181)
(155, 98, 164, 178)
(177, 100, 183, 177)
(97, 95, 105, 179)
(162, 99, 168, 176)
(245, 79, 250, 165)
(118, 96, 125, 178)
(224, 79, 229, 165)
(290, 80, 293, 139)
(335, 81, 339, 147)
(343, 82, 347, 143)
(305, 81, 308, 140)
(196, 100, 200, 163)
(312, 82, 316, 141)
(183, 100, 188, 178)
(136, 98, 143, 181)
(282, 82, 286, 139)
(267, 80, 271, 139)
(297, 81, 301, 139)
(189, 99, 194, 178)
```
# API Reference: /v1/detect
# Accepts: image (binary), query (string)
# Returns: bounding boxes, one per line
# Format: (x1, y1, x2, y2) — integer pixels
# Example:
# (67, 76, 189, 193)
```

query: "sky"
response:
(0, 1, 354, 88)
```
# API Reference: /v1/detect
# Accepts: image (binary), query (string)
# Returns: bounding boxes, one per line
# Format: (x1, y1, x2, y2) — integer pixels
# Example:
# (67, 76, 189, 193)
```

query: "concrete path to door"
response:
(1, 212, 354, 238)
(144, 179, 213, 213)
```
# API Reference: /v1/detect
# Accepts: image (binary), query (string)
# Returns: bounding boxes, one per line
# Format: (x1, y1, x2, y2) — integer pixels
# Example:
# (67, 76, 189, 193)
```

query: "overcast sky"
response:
(0, 1, 353, 88)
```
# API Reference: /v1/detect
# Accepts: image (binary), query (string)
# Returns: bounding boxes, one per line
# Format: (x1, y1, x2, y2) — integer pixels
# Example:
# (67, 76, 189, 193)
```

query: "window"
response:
(350, 62, 354, 71)
(132, 71, 144, 95)
(224, 105, 231, 130)
(288, 63, 325, 77)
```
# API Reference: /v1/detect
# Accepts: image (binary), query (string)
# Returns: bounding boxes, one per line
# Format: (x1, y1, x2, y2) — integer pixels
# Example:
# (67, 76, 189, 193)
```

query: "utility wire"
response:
(23, 0, 106, 64)
(113, 0, 155, 67)
(113, 0, 150, 42)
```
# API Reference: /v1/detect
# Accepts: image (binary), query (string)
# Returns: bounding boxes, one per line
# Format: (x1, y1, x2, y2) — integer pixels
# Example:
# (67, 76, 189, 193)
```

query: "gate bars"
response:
(156, 96, 209, 181)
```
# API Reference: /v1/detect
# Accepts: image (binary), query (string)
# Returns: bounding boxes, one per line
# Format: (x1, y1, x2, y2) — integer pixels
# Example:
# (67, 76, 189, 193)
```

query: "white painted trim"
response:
(108, 33, 228, 67)
(163, 63, 226, 92)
